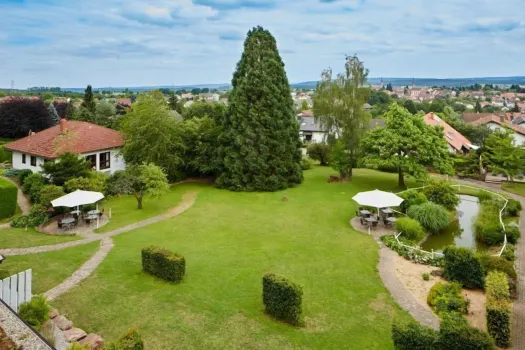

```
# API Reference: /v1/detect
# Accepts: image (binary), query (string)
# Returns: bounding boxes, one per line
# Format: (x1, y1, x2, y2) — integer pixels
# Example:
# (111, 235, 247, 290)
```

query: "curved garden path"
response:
(0, 191, 197, 301)
(0, 176, 31, 229)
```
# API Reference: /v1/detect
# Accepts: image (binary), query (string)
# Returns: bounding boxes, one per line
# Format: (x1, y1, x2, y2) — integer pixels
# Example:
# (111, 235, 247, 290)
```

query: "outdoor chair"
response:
(57, 221, 63, 231)
(99, 209, 104, 218)
(360, 218, 368, 226)
(383, 218, 392, 228)
(371, 221, 378, 229)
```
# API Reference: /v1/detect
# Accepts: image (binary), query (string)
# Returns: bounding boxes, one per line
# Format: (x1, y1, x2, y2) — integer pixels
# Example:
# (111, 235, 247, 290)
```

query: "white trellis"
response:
(0, 269, 32, 312)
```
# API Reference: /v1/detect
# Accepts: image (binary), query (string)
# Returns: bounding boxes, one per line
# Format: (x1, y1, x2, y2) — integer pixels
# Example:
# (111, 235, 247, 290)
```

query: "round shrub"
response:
(477, 254, 516, 279)
(504, 198, 521, 217)
(39, 185, 65, 207)
(300, 158, 313, 170)
(407, 203, 450, 234)
(106, 329, 144, 350)
(0, 179, 17, 219)
(19, 295, 50, 329)
(395, 217, 425, 242)
(503, 226, 520, 244)
(422, 180, 459, 210)
(427, 282, 468, 316)
(443, 246, 485, 289)
(399, 190, 428, 213)
(17, 169, 33, 185)
(22, 173, 47, 202)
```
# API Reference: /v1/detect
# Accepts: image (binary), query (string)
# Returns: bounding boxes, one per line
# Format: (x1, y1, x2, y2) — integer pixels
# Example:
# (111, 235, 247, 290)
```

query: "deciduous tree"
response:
(313, 54, 370, 179)
(0, 97, 52, 138)
(361, 103, 454, 187)
(217, 26, 303, 191)
(481, 130, 525, 184)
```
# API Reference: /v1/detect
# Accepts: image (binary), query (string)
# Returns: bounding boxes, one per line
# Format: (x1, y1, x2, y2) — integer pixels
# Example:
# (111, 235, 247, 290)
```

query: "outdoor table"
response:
(60, 218, 75, 225)
(381, 208, 393, 215)
(359, 210, 371, 217)
(87, 210, 100, 215)
(364, 217, 378, 223)
(86, 214, 98, 221)
(386, 217, 397, 223)
(70, 210, 81, 216)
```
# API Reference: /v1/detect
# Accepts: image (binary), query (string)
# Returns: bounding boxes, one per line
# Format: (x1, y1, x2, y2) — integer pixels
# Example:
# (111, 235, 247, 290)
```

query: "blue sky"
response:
(0, 0, 524, 88)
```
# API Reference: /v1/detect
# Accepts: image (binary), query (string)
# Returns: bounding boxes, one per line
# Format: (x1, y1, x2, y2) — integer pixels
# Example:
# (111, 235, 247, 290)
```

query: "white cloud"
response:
(0, 0, 524, 88)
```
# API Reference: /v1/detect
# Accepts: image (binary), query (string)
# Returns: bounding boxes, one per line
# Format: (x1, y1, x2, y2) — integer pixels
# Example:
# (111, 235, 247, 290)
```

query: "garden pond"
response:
(421, 195, 488, 252)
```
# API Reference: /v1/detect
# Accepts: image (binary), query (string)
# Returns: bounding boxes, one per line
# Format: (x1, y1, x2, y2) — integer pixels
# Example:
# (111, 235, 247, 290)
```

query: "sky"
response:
(0, 0, 524, 89)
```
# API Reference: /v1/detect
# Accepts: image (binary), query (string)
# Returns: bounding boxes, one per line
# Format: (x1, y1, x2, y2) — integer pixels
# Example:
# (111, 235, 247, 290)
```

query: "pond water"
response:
(421, 195, 488, 252)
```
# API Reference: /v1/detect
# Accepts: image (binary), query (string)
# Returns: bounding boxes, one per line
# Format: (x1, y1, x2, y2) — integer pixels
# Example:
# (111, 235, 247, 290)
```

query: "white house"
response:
(470, 115, 525, 145)
(4, 119, 126, 174)
(297, 113, 327, 143)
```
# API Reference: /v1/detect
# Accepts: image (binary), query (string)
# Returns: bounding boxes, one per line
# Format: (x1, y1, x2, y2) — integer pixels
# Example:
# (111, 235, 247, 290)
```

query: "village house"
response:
(3, 120, 126, 174)
(297, 111, 326, 143)
(423, 113, 474, 154)
(467, 114, 525, 145)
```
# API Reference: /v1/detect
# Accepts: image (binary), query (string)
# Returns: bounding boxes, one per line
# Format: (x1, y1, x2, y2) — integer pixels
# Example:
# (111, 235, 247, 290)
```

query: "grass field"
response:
(502, 181, 525, 197)
(49, 167, 417, 349)
(0, 242, 99, 294)
(95, 183, 202, 233)
(0, 227, 81, 248)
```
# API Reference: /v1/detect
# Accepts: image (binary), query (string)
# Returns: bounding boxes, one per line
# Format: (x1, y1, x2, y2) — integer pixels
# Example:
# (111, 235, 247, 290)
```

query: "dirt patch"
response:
(303, 313, 329, 333)
(366, 293, 395, 321)
(394, 255, 486, 331)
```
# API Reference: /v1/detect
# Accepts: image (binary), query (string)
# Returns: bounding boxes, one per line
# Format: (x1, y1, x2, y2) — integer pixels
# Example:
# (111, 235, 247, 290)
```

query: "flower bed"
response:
(381, 235, 444, 267)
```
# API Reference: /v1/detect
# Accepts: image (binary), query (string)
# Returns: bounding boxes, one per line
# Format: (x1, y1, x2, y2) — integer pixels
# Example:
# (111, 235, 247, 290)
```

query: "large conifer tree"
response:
(81, 85, 96, 113)
(216, 26, 303, 191)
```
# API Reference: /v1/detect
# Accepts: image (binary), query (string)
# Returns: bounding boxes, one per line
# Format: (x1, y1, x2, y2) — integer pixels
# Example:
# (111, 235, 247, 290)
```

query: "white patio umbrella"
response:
(352, 189, 404, 215)
(51, 190, 104, 208)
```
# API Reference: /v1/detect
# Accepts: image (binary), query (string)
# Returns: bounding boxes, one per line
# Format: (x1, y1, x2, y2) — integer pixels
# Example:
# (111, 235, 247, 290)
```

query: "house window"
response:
(22, 154, 26, 164)
(99, 152, 110, 170)
(86, 154, 97, 170)
(30, 156, 37, 167)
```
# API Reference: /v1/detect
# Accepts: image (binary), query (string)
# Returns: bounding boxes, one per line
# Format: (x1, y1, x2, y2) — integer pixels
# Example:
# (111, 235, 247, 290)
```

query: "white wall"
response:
(11, 148, 126, 174)
(300, 131, 327, 144)
(487, 122, 525, 145)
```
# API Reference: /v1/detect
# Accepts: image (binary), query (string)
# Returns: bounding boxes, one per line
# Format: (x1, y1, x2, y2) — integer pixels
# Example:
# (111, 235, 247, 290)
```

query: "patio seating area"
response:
(351, 189, 403, 236)
(41, 210, 109, 235)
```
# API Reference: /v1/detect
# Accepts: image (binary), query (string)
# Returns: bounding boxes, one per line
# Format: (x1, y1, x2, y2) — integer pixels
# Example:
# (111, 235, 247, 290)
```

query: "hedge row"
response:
(443, 246, 485, 289)
(0, 178, 17, 219)
(486, 271, 511, 347)
(262, 273, 303, 326)
(392, 316, 494, 350)
(141, 246, 185, 283)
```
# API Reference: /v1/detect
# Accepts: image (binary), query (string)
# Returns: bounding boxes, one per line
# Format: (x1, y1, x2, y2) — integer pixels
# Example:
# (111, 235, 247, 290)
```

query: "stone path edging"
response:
(0, 191, 197, 256)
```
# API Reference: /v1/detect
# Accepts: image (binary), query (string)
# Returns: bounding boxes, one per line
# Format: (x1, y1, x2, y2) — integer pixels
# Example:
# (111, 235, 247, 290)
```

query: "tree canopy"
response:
(81, 85, 96, 113)
(120, 93, 184, 181)
(0, 97, 52, 138)
(216, 26, 303, 191)
(481, 129, 525, 184)
(41, 152, 91, 186)
(361, 103, 454, 187)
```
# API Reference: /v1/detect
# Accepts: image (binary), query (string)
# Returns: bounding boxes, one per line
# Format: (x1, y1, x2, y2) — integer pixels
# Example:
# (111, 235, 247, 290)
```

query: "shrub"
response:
(38, 185, 65, 207)
(380, 235, 444, 267)
(141, 246, 185, 283)
(503, 226, 520, 244)
(2, 168, 21, 178)
(504, 199, 521, 217)
(474, 200, 504, 245)
(486, 299, 511, 347)
(422, 273, 430, 281)
(106, 329, 144, 350)
(105, 170, 127, 196)
(11, 204, 49, 228)
(306, 143, 330, 166)
(478, 254, 516, 279)
(395, 217, 425, 242)
(422, 180, 459, 210)
(399, 190, 428, 213)
(300, 157, 313, 170)
(500, 244, 516, 262)
(443, 246, 484, 289)
(0, 179, 17, 219)
(391, 318, 439, 350)
(508, 277, 517, 300)
(64, 173, 108, 193)
(67, 342, 88, 350)
(485, 271, 510, 301)
(477, 190, 495, 203)
(407, 203, 450, 233)
(17, 169, 33, 184)
(262, 273, 303, 326)
(18, 295, 50, 329)
(427, 282, 468, 316)
(22, 173, 47, 202)
(439, 314, 495, 350)
(41, 152, 91, 186)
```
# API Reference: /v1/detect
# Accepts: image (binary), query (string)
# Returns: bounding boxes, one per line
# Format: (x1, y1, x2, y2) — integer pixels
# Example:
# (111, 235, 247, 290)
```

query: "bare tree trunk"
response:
(398, 168, 406, 188)
(135, 194, 143, 209)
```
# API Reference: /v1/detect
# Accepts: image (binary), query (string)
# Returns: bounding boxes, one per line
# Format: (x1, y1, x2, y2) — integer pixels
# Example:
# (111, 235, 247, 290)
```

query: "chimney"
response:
(60, 118, 67, 133)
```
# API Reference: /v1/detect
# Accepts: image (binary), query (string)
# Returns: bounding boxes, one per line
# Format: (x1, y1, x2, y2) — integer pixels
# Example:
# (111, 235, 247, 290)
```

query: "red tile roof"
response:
(423, 113, 472, 151)
(116, 98, 131, 107)
(470, 115, 525, 136)
(3, 120, 124, 159)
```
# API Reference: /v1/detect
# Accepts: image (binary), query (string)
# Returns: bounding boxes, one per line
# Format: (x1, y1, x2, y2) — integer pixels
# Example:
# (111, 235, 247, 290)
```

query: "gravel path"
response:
(0, 191, 197, 256)
(44, 237, 115, 301)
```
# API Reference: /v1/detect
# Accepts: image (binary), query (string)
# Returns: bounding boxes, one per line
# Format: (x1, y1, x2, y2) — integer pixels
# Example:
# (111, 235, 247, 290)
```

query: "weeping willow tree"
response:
(313, 55, 370, 179)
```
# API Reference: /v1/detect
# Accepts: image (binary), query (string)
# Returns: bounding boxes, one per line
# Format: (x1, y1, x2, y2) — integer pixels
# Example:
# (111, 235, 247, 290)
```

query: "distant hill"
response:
(55, 76, 525, 93)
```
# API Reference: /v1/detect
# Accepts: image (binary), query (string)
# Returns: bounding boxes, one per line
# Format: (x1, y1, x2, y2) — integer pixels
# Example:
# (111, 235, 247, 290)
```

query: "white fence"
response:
(394, 232, 445, 258)
(0, 269, 32, 312)
(395, 183, 509, 257)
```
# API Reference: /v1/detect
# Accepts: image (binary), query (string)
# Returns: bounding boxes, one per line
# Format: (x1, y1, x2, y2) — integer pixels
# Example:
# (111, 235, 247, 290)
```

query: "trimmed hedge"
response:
(443, 246, 484, 289)
(0, 178, 17, 219)
(395, 217, 425, 242)
(486, 271, 511, 347)
(392, 318, 439, 350)
(262, 273, 303, 326)
(141, 246, 185, 283)
(427, 282, 468, 316)
(407, 203, 450, 234)
(478, 254, 516, 279)
(439, 314, 495, 350)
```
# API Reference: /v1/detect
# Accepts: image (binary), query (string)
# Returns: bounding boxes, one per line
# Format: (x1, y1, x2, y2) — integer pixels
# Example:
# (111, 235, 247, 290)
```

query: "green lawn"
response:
(95, 183, 202, 233)
(502, 181, 525, 197)
(0, 227, 81, 248)
(52, 167, 416, 349)
(0, 242, 99, 294)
